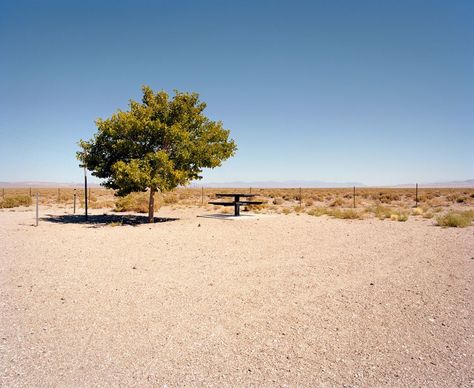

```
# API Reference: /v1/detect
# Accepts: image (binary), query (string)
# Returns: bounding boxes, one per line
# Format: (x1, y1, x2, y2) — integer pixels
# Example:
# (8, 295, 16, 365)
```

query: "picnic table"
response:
(208, 193, 263, 216)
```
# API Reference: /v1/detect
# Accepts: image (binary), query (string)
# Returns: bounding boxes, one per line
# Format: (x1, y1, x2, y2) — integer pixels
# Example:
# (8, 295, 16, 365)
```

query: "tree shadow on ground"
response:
(41, 213, 179, 227)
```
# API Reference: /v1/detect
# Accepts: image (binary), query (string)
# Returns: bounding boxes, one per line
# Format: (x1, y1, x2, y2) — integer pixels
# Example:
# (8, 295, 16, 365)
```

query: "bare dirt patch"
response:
(1, 207, 473, 386)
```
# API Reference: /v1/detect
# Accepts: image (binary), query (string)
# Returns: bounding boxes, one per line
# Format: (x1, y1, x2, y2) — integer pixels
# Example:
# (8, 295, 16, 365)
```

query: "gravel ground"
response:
(1, 206, 473, 386)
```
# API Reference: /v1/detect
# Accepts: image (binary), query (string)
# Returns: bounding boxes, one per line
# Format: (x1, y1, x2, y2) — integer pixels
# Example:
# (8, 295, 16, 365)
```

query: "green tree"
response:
(77, 86, 236, 222)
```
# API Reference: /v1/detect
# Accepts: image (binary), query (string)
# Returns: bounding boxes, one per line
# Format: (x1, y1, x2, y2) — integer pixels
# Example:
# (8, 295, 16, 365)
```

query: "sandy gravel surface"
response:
(1, 206, 473, 386)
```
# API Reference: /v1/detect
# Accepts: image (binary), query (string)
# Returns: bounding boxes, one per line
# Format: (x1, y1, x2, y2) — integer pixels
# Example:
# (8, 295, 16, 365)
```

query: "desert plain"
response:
(1, 188, 473, 386)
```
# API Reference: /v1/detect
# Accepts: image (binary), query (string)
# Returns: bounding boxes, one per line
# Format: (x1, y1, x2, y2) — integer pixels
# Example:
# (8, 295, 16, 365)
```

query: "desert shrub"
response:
(412, 207, 424, 216)
(390, 210, 409, 222)
(89, 200, 116, 209)
(281, 208, 292, 215)
(293, 205, 304, 213)
(456, 196, 467, 203)
(272, 197, 284, 205)
(328, 209, 363, 220)
(307, 207, 327, 217)
(376, 192, 400, 203)
(0, 195, 32, 208)
(423, 212, 434, 219)
(115, 192, 158, 213)
(330, 197, 344, 207)
(369, 205, 392, 220)
(436, 211, 474, 228)
(163, 193, 179, 205)
(304, 199, 314, 207)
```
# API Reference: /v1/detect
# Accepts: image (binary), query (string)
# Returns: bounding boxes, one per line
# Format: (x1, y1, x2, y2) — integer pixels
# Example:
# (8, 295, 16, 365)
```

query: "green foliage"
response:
(0, 195, 32, 208)
(436, 211, 474, 228)
(78, 86, 236, 198)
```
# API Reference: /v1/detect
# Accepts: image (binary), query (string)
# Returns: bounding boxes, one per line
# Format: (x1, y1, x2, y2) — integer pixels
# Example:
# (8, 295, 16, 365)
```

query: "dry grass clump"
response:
(389, 210, 409, 222)
(115, 192, 159, 213)
(272, 197, 284, 205)
(330, 197, 344, 207)
(307, 207, 327, 217)
(293, 205, 304, 213)
(0, 195, 32, 208)
(369, 205, 392, 220)
(163, 193, 179, 205)
(436, 210, 474, 228)
(327, 208, 364, 220)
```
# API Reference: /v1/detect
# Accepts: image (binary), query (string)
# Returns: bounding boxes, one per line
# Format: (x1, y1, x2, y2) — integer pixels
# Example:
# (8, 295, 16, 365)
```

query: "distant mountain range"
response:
(1, 179, 473, 188)
(191, 180, 366, 188)
(0, 181, 102, 188)
(392, 179, 474, 188)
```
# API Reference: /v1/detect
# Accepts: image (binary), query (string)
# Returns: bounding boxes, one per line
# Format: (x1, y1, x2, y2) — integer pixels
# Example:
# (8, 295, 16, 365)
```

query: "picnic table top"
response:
(216, 193, 256, 197)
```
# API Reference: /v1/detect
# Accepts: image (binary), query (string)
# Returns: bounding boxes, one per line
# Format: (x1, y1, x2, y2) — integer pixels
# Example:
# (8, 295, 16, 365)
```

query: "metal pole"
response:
(84, 167, 88, 221)
(249, 187, 252, 194)
(58, 188, 60, 202)
(2, 188, 4, 198)
(29, 187, 32, 197)
(299, 187, 302, 206)
(415, 183, 418, 207)
(35, 192, 38, 227)
(353, 186, 356, 208)
(73, 193, 76, 214)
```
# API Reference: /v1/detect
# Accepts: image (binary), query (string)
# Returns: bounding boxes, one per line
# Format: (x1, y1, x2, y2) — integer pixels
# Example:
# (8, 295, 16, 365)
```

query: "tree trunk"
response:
(148, 188, 155, 223)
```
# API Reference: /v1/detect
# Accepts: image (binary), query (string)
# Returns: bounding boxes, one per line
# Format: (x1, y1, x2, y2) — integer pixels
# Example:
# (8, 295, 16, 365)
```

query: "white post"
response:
(35, 192, 39, 227)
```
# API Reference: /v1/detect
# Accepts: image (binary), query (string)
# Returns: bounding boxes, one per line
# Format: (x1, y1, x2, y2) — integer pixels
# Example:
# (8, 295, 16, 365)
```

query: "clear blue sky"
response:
(1, 0, 473, 185)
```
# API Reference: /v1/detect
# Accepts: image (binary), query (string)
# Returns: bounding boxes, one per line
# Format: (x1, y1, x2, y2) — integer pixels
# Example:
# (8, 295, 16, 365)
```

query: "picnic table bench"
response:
(208, 193, 263, 216)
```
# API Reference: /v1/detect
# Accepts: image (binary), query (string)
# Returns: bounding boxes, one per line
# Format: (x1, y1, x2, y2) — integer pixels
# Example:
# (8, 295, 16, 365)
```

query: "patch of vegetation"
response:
(163, 193, 179, 205)
(390, 210, 409, 222)
(330, 197, 344, 207)
(307, 207, 327, 217)
(369, 205, 392, 220)
(436, 211, 474, 228)
(272, 197, 284, 205)
(293, 205, 304, 213)
(327, 208, 363, 220)
(0, 195, 32, 208)
(115, 192, 158, 213)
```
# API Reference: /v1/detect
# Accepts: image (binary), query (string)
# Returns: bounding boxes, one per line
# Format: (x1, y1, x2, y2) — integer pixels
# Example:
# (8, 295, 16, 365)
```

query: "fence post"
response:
(29, 187, 32, 197)
(84, 169, 88, 221)
(2, 188, 4, 198)
(58, 188, 60, 203)
(415, 183, 418, 207)
(201, 186, 204, 205)
(35, 192, 39, 227)
(73, 192, 76, 214)
(353, 186, 356, 208)
(299, 187, 302, 206)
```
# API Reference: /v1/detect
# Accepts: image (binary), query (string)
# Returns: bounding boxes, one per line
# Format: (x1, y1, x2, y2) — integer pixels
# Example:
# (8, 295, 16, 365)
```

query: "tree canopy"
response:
(77, 86, 236, 222)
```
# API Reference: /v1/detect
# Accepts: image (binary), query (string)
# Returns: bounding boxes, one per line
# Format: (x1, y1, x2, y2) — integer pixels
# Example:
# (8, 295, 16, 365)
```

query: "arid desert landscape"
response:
(1, 187, 473, 386)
